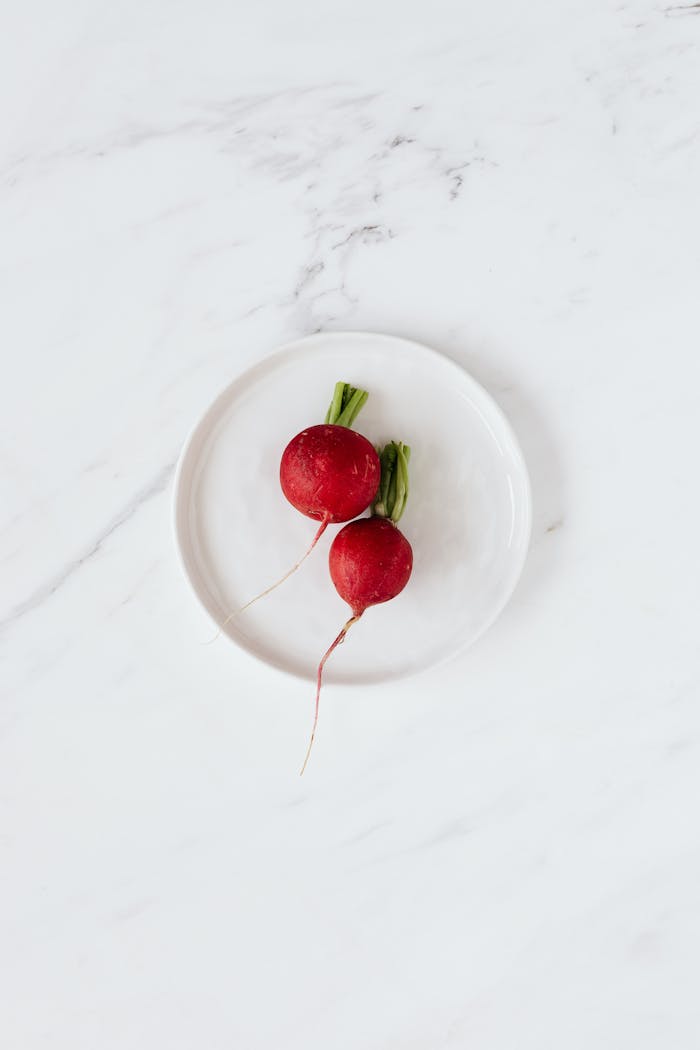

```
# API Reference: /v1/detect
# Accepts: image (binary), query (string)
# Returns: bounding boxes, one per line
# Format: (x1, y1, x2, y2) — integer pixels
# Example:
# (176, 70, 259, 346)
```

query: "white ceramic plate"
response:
(173, 332, 531, 684)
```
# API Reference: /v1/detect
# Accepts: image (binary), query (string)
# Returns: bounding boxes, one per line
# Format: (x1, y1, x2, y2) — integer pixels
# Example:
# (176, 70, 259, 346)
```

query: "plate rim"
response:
(172, 330, 533, 684)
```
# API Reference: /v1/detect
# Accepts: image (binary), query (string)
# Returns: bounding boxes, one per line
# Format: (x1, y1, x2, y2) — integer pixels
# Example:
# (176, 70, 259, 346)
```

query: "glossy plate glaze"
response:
(173, 332, 531, 684)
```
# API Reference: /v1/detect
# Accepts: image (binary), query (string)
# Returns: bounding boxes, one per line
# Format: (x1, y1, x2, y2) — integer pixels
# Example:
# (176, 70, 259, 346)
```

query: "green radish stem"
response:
(324, 382, 369, 428)
(372, 441, 411, 523)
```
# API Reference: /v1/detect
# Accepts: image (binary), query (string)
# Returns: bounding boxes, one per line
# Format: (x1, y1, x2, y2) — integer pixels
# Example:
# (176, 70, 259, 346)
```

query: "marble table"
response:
(3, 2, 699, 1047)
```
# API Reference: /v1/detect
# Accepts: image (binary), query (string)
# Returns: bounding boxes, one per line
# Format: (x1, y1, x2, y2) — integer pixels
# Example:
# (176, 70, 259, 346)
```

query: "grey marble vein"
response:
(0, 462, 175, 633)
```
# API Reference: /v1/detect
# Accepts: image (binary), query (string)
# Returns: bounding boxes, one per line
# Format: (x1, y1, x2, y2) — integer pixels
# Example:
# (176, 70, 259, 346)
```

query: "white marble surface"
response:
(2, 1, 700, 1046)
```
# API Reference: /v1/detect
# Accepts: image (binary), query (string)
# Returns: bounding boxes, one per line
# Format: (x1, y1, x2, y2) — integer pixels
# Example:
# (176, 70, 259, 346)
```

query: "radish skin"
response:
(211, 383, 380, 634)
(300, 441, 413, 773)
(280, 424, 380, 525)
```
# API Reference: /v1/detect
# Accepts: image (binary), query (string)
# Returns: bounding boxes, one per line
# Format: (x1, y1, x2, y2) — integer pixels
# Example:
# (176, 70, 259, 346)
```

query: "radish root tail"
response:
(300, 612, 362, 776)
(203, 518, 329, 644)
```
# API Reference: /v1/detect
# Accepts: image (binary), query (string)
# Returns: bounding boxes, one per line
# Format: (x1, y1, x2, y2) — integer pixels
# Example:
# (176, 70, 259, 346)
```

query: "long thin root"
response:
(203, 519, 329, 645)
(300, 612, 362, 776)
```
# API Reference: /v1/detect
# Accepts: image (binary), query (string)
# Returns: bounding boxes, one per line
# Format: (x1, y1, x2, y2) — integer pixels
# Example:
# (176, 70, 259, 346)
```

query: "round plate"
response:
(173, 332, 531, 684)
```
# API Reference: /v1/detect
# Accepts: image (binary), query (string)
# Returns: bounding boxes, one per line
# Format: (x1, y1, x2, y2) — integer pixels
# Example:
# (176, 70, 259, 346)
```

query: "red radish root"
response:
(328, 517, 413, 616)
(280, 424, 379, 525)
(209, 382, 380, 638)
(300, 441, 413, 773)
(299, 613, 362, 776)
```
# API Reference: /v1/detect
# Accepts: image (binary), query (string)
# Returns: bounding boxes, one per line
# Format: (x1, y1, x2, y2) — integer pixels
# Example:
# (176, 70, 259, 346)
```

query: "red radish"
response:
(235, 382, 380, 614)
(328, 517, 413, 613)
(280, 424, 380, 529)
(300, 441, 413, 774)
